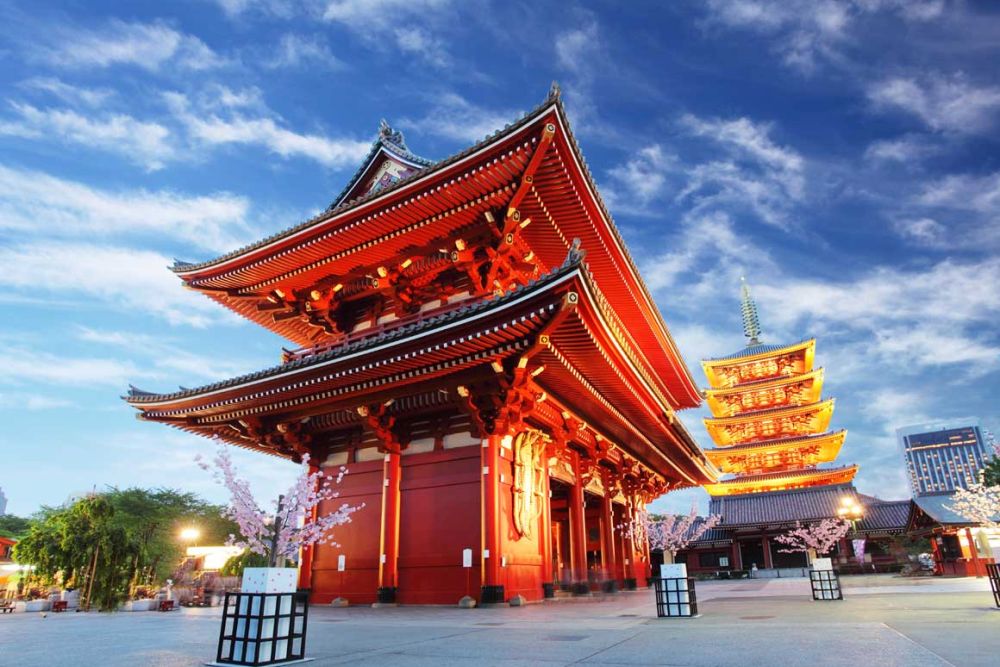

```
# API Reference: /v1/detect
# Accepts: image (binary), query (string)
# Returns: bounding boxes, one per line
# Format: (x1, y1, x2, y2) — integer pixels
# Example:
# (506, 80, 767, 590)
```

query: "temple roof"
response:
(704, 464, 858, 496)
(704, 338, 815, 364)
(127, 252, 583, 406)
(328, 120, 436, 209)
(160, 84, 703, 410)
(708, 482, 858, 526)
(910, 492, 996, 527)
(856, 498, 913, 535)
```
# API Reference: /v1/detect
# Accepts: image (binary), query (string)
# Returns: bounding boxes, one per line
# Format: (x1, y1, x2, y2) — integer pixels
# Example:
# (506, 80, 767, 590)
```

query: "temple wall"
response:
(397, 445, 482, 604)
(311, 459, 383, 604)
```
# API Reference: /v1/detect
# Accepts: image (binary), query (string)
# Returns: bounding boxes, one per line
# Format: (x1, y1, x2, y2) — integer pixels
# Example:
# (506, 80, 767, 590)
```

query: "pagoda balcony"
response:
(703, 399, 835, 447)
(704, 369, 825, 418)
(702, 339, 815, 389)
(704, 464, 859, 496)
(704, 430, 847, 474)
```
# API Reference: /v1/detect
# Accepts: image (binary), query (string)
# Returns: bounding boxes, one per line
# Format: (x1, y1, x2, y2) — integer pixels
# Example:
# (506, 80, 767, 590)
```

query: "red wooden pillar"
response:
(965, 528, 984, 577)
(623, 498, 639, 589)
(731, 540, 742, 571)
(568, 454, 589, 594)
(761, 534, 773, 569)
(540, 462, 554, 597)
(481, 434, 504, 603)
(600, 491, 617, 591)
(930, 535, 943, 575)
(376, 449, 401, 603)
(297, 461, 320, 591)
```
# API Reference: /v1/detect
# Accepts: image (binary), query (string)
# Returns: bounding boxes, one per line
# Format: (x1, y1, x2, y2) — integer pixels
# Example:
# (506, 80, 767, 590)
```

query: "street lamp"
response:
(837, 496, 864, 532)
(179, 527, 201, 547)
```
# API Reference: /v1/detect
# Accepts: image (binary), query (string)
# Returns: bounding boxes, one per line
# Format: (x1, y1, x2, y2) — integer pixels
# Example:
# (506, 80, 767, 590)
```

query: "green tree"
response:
(12, 488, 237, 611)
(983, 455, 1000, 487)
(0, 514, 32, 538)
(220, 549, 269, 578)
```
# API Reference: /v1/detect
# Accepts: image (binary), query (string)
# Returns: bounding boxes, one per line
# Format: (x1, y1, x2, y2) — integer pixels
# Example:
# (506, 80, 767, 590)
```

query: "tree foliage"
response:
(644, 505, 722, 556)
(12, 488, 236, 611)
(220, 549, 269, 577)
(0, 514, 32, 538)
(983, 455, 1000, 488)
(774, 519, 850, 556)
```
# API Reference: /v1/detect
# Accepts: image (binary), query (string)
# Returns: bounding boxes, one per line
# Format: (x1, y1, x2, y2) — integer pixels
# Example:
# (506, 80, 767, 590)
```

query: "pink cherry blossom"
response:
(774, 518, 849, 555)
(199, 446, 364, 565)
(636, 504, 722, 556)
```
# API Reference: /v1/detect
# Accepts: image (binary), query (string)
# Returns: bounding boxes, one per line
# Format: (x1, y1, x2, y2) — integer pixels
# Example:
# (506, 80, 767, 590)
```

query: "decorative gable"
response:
(329, 120, 434, 209)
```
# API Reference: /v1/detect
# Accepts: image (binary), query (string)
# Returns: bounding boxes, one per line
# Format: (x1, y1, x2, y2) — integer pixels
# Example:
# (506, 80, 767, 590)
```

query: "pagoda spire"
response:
(740, 277, 762, 345)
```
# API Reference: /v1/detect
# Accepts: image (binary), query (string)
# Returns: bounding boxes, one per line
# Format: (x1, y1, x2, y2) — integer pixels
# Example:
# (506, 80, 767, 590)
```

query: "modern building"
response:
(125, 87, 718, 606)
(0, 487, 6, 516)
(897, 419, 992, 497)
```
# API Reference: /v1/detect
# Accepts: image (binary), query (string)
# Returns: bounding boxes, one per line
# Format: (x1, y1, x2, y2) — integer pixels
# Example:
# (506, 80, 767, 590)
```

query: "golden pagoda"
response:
(702, 279, 857, 496)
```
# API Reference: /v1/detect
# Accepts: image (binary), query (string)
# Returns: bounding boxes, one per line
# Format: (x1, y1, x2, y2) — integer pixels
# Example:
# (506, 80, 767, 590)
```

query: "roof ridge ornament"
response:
(377, 118, 407, 149)
(548, 81, 561, 100)
(564, 238, 586, 266)
(740, 276, 762, 345)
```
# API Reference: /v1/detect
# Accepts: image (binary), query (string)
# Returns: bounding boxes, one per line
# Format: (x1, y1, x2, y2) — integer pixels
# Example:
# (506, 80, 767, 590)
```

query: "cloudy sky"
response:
(1, 0, 998, 517)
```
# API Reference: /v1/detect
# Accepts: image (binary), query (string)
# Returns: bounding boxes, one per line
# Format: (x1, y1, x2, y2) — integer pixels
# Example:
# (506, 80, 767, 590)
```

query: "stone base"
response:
(571, 582, 591, 596)
(508, 594, 527, 607)
(542, 582, 555, 599)
(601, 580, 618, 594)
(330, 597, 349, 608)
(623, 578, 637, 591)
(376, 587, 397, 604)
(480, 584, 505, 604)
(458, 595, 477, 609)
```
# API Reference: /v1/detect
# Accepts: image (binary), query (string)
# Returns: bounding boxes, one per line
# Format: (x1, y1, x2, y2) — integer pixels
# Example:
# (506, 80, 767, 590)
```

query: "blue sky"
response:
(1, 0, 998, 517)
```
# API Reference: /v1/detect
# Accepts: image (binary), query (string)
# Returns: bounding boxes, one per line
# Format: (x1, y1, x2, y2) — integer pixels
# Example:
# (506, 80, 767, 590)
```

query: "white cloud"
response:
(680, 115, 804, 185)
(75, 327, 261, 383)
(165, 91, 370, 168)
(19, 77, 114, 108)
(265, 33, 345, 70)
(892, 217, 946, 245)
(0, 164, 255, 252)
(399, 92, 518, 143)
(322, 0, 456, 66)
(864, 135, 940, 163)
(0, 103, 175, 171)
(916, 172, 1000, 213)
(868, 73, 1000, 134)
(702, 0, 944, 73)
(40, 19, 227, 71)
(604, 145, 675, 211)
(0, 241, 233, 327)
(0, 348, 145, 387)
(0, 392, 74, 410)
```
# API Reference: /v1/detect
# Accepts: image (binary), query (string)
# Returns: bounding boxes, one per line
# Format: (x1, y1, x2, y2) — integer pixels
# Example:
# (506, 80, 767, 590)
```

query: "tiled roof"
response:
(125, 253, 581, 405)
(172, 88, 563, 275)
(709, 483, 860, 527)
(706, 338, 812, 362)
(912, 493, 997, 526)
(856, 498, 912, 535)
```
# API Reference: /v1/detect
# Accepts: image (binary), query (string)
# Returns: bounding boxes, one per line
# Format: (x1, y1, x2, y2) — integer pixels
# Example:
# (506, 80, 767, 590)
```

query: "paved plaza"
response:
(0, 576, 997, 666)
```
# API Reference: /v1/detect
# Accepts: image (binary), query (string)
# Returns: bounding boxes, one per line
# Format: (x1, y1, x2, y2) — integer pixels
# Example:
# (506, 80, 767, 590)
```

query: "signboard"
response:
(812, 557, 833, 571)
(337, 555, 346, 572)
(462, 548, 473, 568)
(660, 563, 687, 579)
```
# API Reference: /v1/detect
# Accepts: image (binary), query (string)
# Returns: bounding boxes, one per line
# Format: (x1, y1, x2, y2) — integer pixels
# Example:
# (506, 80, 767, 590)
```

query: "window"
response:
(699, 552, 719, 567)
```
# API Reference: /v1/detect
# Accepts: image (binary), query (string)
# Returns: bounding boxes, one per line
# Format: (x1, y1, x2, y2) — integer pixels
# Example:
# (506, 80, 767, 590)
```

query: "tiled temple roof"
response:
(709, 483, 858, 527)
(911, 493, 997, 527)
(856, 498, 912, 534)
(126, 252, 582, 405)
(705, 339, 813, 363)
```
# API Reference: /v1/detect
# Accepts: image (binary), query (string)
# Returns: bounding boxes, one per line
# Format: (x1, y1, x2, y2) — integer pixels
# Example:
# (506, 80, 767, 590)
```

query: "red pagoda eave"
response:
(127, 262, 713, 484)
(170, 92, 701, 410)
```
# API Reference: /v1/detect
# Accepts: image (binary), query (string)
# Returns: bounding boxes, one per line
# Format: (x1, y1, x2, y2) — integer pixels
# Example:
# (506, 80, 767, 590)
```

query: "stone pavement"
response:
(0, 579, 997, 666)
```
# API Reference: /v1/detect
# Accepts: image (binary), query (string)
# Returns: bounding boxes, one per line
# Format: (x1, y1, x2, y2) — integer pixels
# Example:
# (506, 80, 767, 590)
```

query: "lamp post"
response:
(179, 527, 201, 548)
(838, 497, 865, 570)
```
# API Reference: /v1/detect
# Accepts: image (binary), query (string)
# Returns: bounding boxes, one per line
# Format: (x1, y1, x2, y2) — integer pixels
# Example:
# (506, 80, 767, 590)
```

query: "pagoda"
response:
(124, 86, 716, 606)
(701, 279, 857, 496)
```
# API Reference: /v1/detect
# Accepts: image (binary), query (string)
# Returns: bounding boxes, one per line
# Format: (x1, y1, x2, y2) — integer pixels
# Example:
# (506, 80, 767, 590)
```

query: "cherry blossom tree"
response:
(644, 504, 722, 561)
(774, 519, 850, 560)
(947, 474, 1000, 530)
(197, 446, 363, 567)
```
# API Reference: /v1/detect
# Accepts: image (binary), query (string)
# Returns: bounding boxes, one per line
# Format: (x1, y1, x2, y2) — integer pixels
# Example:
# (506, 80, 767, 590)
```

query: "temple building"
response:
(125, 86, 717, 606)
(679, 280, 870, 571)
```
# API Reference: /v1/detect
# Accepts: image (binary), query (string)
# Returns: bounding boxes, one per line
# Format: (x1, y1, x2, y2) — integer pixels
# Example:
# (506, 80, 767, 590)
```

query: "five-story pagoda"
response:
(701, 279, 857, 496)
